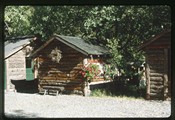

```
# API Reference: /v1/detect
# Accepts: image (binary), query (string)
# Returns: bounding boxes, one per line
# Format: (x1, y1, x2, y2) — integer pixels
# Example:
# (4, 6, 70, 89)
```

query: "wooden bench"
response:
(40, 80, 84, 96)
(43, 86, 65, 96)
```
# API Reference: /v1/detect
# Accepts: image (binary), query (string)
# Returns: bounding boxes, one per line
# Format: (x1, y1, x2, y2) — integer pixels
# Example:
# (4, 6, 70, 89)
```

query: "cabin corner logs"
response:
(145, 49, 170, 100)
(141, 29, 171, 100)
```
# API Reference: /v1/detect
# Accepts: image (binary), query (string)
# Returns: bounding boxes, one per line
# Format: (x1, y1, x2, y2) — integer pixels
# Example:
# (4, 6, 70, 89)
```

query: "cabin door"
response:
(26, 57, 34, 81)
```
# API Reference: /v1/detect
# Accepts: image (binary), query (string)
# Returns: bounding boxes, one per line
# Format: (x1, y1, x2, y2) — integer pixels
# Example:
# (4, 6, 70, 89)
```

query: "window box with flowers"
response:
(79, 63, 101, 96)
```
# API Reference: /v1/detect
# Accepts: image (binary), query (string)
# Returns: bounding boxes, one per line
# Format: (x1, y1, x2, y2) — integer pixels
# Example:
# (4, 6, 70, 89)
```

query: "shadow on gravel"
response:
(11, 79, 39, 94)
(4, 110, 39, 118)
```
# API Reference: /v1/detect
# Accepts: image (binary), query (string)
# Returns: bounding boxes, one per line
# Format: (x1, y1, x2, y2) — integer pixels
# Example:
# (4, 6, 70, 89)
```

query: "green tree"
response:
(4, 6, 34, 38)
(4, 5, 171, 76)
(30, 6, 93, 40)
(82, 5, 171, 74)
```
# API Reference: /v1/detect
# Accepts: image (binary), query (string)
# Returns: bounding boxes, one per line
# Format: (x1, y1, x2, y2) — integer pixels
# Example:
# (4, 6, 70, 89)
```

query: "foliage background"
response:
(4, 5, 171, 76)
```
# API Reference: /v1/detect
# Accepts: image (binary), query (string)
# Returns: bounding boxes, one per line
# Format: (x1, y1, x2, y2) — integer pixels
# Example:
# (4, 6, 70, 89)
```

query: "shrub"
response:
(90, 88, 112, 97)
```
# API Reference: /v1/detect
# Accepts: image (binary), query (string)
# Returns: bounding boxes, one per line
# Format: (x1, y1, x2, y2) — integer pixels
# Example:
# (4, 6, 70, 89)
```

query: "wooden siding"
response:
(140, 29, 171, 50)
(5, 49, 26, 91)
(147, 32, 170, 49)
(141, 30, 171, 100)
(34, 39, 107, 94)
(145, 48, 170, 100)
(36, 40, 86, 93)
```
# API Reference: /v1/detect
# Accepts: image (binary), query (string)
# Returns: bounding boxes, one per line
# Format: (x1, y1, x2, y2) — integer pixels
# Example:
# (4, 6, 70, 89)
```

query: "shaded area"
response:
(4, 110, 39, 118)
(11, 79, 39, 93)
(90, 77, 146, 98)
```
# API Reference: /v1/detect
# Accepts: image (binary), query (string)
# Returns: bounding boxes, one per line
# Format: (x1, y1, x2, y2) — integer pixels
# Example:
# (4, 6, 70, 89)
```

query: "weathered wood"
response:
(150, 77, 163, 81)
(43, 86, 65, 95)
(150, 85, 164, 89)
(163, 49, 169, 100)
(149, 93, 163, 97)
(150, 89, 163, 93)
(64, 86, 83, 90)
(145, 62, 150, 99)
(43, 86, 64, 90)
(149, 93, 164, 100)
(150, 73, 163, 77)
(34, 38, 107, 95)
(40, 81, 83, 86)
(150, 69, 164, 73)
(40, 76, 82, 80)
(150, 71, 163, 77)
(145, 49, 164, 54)
(40, 64, 82, 70)
(6, 48, 27, 91)
(149, 66, 164, 71)
(150, 81, 163, 86)
(141, 30, 171, 100)
(92, 78, 105, 82)
(146, 45, 170, 49)
(39, 80, 83, 86)
(41, 74, 81, 78)
(147, 56, 164, 61)
(148, 61, 164, 65)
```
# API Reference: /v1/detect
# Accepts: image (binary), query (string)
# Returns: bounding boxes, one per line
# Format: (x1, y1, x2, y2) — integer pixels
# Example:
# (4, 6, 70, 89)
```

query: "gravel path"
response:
(4, 92, 171, 118)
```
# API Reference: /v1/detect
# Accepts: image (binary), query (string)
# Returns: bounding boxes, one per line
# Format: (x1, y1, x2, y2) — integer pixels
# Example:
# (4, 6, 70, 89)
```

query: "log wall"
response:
(35, 40, 106, 94)
(145, 48, 169, 100)
(36, 40, 86, 93)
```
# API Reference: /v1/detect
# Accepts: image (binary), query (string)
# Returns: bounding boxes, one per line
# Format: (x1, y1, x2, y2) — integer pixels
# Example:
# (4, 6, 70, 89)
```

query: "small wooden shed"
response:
(4, 36, 34, 92)
(139, 29, 171, 100)
(29, 35, 109, 95)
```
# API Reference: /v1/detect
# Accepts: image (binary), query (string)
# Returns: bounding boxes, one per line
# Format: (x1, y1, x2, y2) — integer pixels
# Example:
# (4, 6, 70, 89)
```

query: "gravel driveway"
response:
(4, 92, 171, 118)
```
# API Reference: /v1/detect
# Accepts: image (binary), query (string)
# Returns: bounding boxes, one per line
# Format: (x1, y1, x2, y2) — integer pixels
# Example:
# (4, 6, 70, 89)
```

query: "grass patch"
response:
(90, 88, 112, 97)
(90, 83, 145, 99)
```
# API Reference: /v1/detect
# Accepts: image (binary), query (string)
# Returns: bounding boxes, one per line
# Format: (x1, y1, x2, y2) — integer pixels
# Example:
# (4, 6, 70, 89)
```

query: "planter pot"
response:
(83, 82, 91, 97)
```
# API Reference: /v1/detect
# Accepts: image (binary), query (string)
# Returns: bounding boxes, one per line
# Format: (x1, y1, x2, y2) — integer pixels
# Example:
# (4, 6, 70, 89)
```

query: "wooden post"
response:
(6, 59, 10, 91)
(163, 49, 168, 100)
(145, 62, 150, 100)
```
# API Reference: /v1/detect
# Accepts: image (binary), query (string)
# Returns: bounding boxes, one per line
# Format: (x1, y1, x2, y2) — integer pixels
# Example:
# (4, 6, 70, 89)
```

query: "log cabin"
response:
(139, 29, 171, 100)
(29, 35, 110, 96)
(4, 36, 35, 92)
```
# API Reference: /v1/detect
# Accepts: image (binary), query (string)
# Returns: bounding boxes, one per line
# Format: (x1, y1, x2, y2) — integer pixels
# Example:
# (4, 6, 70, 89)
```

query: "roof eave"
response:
(29, 37, 55, 58)
(55, 35, 89, 56)
(5, 42, 30, 60)
(139, 29, 171, 51)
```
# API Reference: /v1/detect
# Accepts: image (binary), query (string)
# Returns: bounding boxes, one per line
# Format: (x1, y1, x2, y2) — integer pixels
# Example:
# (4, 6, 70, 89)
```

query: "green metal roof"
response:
(55, 35, 108, 56)
(30, 35, 109, 58)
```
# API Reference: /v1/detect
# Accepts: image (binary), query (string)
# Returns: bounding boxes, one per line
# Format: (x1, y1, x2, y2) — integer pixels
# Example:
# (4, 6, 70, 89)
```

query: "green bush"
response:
(90, 88, 112, 97)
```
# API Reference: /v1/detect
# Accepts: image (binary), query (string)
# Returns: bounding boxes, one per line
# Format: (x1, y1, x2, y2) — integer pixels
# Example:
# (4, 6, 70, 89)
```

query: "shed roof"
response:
(5, 36, 34, 59)
(55, 35, 108, 55)
(30, 35, 108, 57)
(139, 29, 171, 50)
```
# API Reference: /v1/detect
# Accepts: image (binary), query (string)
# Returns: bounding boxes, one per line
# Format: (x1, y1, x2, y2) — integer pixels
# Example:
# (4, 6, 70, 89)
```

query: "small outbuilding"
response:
(139, 29, 171, 100)
(29, 35, 110, 95)
(4, 36, 35, 92)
